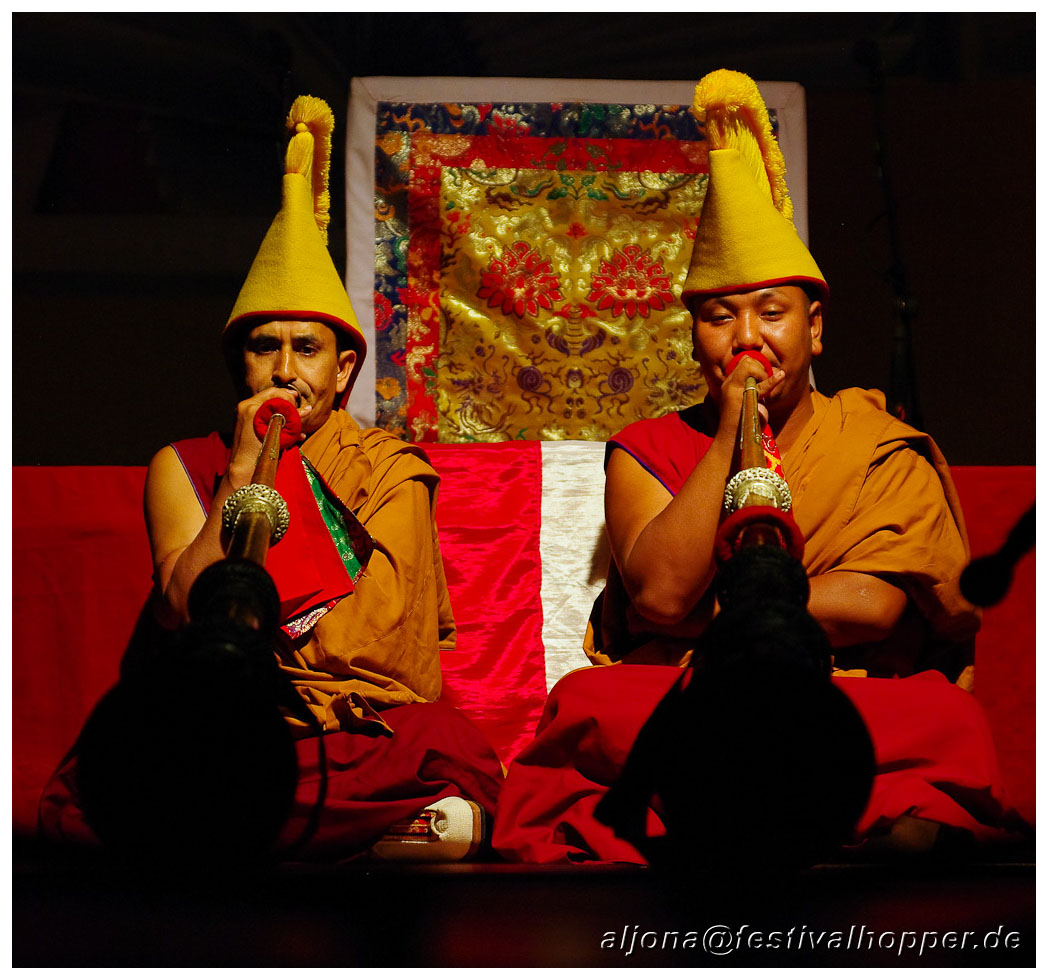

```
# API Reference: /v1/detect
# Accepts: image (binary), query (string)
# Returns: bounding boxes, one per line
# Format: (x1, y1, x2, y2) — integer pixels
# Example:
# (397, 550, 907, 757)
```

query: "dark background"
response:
(13, 12, 1035, 466)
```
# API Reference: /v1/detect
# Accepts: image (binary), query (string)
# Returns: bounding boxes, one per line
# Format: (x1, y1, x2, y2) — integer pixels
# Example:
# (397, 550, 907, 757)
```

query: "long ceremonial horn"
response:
(76, 399, 313, 869)
(714, 351, 805, 565)
(223, 398, 300, 565)
(187, 399, 300, 633)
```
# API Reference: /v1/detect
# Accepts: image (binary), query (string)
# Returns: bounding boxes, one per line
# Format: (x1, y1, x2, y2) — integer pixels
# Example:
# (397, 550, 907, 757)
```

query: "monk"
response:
(492, 70, 1019, 864)
(39, 96, 502, 862)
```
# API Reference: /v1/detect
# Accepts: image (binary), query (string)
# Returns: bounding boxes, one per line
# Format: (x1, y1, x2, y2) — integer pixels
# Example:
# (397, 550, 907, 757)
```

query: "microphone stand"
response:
(855, 37, 923, 429)
(960, 504, 1035, 607)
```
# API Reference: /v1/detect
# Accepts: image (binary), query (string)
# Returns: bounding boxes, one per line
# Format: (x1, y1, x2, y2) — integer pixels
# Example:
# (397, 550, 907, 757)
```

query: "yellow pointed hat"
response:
(682, 70, 827, 306)
(225, 95, 366, 400)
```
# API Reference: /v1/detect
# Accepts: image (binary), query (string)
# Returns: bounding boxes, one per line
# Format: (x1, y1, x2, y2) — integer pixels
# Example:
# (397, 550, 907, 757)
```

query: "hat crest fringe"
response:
(286, 95, 334, 245)
(694, 70, 793, 225)
(225, 94, 367, 399)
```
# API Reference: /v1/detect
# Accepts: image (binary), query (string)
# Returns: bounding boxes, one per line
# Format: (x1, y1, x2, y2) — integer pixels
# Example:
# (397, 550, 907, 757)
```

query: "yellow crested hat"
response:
(682, 70, 827, 306)
(225, 95, 366, 401)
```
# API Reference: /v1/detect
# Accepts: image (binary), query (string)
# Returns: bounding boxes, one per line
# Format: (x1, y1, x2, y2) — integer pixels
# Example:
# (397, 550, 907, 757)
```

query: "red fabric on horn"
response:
(726, 349, 773, 378)
(715, 504, 806, 565)
(253, 398, 302, 449)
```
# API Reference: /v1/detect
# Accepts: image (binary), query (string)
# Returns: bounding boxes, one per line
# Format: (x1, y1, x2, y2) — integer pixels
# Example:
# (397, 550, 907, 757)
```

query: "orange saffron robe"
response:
(587, 387, 979, 678)
(273, 410, 456, 734)
(159, 409, 457, 734)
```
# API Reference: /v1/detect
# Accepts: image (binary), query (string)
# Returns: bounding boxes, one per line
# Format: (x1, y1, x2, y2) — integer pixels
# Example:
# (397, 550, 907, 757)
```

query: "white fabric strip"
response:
(345, 76, 380, 427)
(539, 440, 610, 690)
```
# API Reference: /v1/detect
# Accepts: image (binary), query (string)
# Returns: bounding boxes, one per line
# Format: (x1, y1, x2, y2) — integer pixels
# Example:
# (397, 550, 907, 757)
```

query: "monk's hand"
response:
(717, 354, 785, 435)
(228, 386, 300, 487)
(753, 365, 786, 424)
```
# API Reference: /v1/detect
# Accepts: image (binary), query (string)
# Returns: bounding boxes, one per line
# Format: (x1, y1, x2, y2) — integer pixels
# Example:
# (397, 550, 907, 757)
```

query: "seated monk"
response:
(492, 70, 1022, 865)
(39, 96, 502, 864)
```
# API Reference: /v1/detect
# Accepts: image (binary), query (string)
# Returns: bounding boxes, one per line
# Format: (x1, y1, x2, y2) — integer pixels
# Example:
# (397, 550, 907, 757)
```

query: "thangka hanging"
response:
(365, 96, 783, 442)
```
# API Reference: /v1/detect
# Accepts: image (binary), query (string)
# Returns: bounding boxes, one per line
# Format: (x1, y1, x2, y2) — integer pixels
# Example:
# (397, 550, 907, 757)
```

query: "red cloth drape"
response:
(12, 462, 1034, 836)
(426, 441, 550, 766)
(950, 467, 1035, 823)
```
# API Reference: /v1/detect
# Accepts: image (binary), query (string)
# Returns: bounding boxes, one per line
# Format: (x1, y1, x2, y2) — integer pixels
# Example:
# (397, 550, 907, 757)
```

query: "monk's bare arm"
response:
(144, 446, 235, 625)
(143, 388, 292, 623)
(807, 570, 908, 648)
(606, 362, 789, 625)
(605, 435, 735, 625)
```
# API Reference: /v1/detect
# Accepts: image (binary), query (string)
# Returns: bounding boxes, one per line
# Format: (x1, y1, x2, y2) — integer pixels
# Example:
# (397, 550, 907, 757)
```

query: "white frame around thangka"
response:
(344, 76, 809, 427)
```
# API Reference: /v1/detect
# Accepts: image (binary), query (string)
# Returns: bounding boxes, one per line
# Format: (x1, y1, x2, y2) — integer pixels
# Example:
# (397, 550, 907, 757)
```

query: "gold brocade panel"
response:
(437, 168, 708, 442)
(370, 103, 716, 441)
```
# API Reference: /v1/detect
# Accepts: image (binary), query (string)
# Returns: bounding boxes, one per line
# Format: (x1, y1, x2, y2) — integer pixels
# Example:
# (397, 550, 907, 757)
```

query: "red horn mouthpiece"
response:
(726, 350, 773, 378)
(253, 398, 302, 449)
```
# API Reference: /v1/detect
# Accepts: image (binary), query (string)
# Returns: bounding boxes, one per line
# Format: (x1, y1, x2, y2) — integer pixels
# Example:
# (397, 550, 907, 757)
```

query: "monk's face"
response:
(242, 320, 356, 435)
(691, 285, 823, 421)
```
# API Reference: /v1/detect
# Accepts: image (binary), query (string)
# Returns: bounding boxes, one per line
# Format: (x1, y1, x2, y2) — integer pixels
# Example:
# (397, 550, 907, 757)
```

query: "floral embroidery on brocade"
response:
(587, 244, 676, 320)
(437, 166, 706, 441)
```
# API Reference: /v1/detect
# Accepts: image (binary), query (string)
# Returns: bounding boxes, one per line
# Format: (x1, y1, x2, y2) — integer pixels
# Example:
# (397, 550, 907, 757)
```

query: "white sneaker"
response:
(368, 797, 484, 861)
